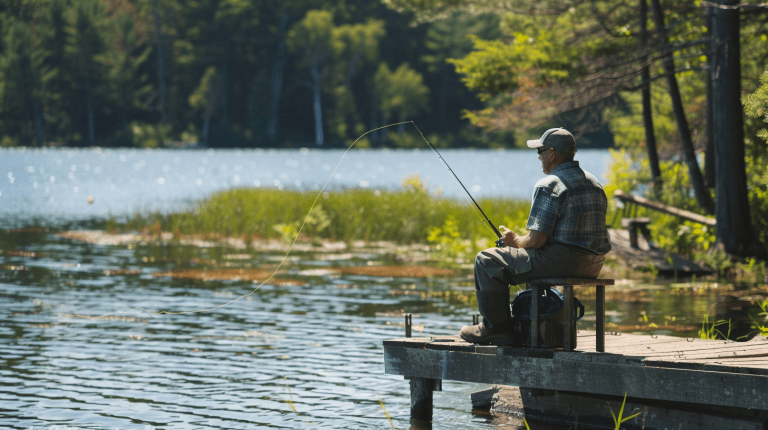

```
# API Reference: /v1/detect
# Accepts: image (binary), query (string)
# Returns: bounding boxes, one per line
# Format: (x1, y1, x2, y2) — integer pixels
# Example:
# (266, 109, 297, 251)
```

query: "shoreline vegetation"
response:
(107, 175, 533, 256)
(100, 175, 768, 284)
(61, 178, 762, 339)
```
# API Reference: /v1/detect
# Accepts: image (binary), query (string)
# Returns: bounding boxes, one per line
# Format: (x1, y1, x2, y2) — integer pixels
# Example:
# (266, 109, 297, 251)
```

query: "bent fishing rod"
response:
(81, 121, 502, 320)
(410, 123, 506, 248)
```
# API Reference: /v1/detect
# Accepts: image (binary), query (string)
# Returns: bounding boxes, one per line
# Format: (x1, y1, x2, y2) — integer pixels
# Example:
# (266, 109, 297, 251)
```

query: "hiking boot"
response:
(459, 322, 515, 346)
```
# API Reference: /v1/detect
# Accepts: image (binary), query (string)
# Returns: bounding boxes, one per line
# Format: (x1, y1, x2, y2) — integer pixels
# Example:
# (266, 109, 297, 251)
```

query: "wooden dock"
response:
(384, 330, 768, 428)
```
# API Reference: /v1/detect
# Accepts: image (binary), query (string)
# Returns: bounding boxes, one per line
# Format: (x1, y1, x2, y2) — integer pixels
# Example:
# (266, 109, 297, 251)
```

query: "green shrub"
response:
(122, 175, 531, 249)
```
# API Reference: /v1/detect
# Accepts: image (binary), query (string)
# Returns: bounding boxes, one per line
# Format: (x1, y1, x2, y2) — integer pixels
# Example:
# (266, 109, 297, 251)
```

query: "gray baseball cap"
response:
(526, 128, 576, 153)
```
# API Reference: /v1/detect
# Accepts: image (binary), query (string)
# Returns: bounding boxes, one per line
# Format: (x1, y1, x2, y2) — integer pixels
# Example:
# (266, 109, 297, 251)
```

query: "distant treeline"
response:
(2, 0, 591, 149)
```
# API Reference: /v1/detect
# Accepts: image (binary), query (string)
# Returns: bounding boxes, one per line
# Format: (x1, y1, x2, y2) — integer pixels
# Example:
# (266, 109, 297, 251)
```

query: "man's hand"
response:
(499, 225, 548, 249)
(499, 225, 520, 248)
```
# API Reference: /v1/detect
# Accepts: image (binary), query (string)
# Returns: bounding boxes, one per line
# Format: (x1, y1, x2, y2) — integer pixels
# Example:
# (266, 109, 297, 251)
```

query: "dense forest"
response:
(0, 0, 765, 152)
(0, 0, 536, 149)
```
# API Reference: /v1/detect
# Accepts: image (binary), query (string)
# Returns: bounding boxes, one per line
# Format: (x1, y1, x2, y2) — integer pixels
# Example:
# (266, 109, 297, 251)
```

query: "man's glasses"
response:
(537, 147, 551, 155)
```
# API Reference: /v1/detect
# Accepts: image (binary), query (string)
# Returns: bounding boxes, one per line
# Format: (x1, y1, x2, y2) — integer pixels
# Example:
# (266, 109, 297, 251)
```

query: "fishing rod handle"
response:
(496, 224, 506, 247)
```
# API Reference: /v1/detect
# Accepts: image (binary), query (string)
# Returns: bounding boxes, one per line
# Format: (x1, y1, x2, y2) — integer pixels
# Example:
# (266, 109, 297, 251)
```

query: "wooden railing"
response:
(613, 190, 716, 226)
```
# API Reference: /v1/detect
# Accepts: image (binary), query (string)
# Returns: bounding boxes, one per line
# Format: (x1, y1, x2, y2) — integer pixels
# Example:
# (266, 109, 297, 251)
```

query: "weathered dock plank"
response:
(626, 344, 768, 360)
(642, 360, 768, 377)
(571, 330, 768, 360)
(384, 331, 768, 422)
(385, 346, 768, 411)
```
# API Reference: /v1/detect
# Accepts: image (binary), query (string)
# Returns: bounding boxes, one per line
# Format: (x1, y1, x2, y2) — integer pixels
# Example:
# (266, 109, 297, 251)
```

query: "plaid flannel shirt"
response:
(526, 161, 612, 254)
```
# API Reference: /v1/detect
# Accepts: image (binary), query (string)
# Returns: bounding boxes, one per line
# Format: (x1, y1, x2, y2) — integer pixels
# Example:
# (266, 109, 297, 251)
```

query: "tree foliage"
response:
(0, 0, 504, 148)
(743, 71, 768, 250)
(386, 0, 768, 255)
(374, 62, 430, 123)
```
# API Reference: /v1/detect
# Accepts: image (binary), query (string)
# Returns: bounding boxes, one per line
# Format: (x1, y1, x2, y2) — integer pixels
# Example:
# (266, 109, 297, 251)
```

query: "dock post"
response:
(563, 285, 574, 352)
(628, 225, 639, 249)
(529, 283, 542, 347)
(410, 377, 440, 425)
(405, 314, 412, 338)
(596, 285, 605, 352)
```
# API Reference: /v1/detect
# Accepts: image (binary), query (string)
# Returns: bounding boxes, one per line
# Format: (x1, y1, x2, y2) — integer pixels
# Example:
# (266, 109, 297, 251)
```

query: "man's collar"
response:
(549, 161, 579, 175)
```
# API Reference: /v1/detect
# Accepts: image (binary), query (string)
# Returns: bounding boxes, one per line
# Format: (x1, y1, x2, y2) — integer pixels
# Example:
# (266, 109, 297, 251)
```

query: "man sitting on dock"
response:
(460, 128, 612, 345)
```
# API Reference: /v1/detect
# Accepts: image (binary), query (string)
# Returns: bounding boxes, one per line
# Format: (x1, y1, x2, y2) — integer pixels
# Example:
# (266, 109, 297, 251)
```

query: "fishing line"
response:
(71, 121, 500, 320)
(410, 122, 503, 242)
(73, 121, 407, 319)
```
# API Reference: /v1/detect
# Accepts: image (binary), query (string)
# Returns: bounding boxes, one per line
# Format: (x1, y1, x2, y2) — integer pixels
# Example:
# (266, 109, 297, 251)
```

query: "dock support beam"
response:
(409, 377, 441, 425)
(596, 285, 605, 352)
(529, 283, 542, 347)
(563, 285, 574, 352)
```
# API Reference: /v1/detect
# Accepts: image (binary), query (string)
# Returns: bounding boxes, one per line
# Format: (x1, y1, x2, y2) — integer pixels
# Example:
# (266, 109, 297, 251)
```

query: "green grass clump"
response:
(752, 298, 768, 338)
(699, 315, 733, 340)
(116, 178, 531, 246)
(523, 392, 640, 429)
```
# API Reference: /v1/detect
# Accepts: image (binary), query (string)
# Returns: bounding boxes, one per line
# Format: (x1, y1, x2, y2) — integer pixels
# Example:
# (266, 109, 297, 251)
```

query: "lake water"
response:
(1, 231, 500, 429)
(0, 147, 756, 429)
(0, 147, 613, 229)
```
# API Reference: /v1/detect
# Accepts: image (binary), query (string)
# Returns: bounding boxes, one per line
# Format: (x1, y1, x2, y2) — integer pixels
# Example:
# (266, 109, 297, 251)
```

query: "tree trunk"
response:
(650, 0, 713, 213)
(201, 107, 212, 147)
(34, 100, 43, 147)
(219, 56, 229, 126)
(310, 62, 324, 146)
(438, 65, 448, 131)
(267, 10, 290, 145)
(704, 7, 716, 189)
(201, 77, 217, 147)
(23, 92, 32, 146)
(85, 75, 95, 145)
(381, 113, 390, 143)
(153, 0, 169, 126)
(248, 70, 268, 145)
(640, 0, 661, 193)
(711, 0, 754, 256)
(370, 88, 378, 144)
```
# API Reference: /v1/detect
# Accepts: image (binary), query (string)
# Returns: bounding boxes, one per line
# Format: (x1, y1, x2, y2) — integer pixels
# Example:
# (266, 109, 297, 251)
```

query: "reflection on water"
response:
(1, 228, 764, 428)
(0, 147, 612, 229)
(0, 228, 504, 429)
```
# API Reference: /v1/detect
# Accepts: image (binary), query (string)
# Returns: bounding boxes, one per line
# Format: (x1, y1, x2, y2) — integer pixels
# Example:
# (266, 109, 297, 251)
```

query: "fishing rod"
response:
(410, 122, 506, 248)
(80, 121, 504, 320)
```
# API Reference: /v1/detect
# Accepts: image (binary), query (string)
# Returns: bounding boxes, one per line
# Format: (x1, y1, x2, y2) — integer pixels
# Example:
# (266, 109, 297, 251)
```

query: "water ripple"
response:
(0, 230, 498, 429)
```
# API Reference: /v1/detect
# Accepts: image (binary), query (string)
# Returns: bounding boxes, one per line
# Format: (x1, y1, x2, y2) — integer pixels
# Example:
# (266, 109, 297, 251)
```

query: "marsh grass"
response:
(751, 298, 768, 337)
(609, 393, 642, 429)
(699, 315, 733, 340)
(113, 182, 532, 250)
(378, 399, 395, 429)
(522, 392, 640, 429)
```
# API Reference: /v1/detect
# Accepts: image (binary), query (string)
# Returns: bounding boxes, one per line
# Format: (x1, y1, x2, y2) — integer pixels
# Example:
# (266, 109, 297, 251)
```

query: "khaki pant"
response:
(473, 243, 605, 329)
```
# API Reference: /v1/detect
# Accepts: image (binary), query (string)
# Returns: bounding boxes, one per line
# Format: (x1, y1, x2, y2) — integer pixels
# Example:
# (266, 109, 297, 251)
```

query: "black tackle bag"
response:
(509, 287, 584, 348)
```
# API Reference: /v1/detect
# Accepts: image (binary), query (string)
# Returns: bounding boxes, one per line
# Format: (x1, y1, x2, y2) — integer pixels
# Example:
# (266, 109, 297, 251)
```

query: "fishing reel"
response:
(495, 225, 507, 248)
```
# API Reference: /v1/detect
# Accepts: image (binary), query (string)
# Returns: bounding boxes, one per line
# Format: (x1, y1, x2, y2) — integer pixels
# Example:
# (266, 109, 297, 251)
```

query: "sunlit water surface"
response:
(1, 230, 522, 429)
(0, 147, 612, 228)
(0, 147, 748, 429)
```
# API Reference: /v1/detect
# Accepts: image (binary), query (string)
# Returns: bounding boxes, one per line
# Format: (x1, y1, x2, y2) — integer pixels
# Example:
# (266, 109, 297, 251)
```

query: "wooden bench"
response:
(621, 217, 652, 249)
(526, 278, 615, 352)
